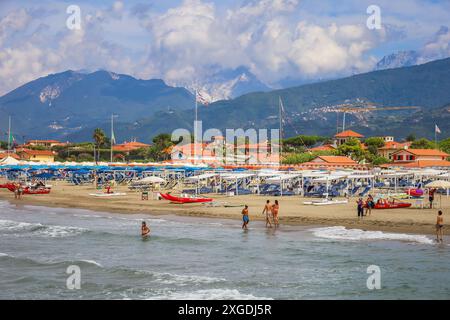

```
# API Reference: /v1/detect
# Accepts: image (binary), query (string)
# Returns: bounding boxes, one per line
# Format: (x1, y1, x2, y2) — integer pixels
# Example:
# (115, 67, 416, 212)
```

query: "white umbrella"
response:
(425, 180, 450, 207)
(138, 176, 165, 184)
(425, 180, 450, 189)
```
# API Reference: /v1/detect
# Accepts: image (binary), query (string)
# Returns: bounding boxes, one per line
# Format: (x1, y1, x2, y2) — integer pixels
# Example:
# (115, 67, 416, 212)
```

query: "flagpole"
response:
(194, 90, 198, 165)
(279, 97, 283, 167)
(110, 114, 114, 163)
(7, 116, 11, 154)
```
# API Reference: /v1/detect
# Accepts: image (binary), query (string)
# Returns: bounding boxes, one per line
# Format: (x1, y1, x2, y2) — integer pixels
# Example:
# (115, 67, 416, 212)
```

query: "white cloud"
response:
(1, 0, 449, 97)
(144, 0, 377, 87)
(419, 26, 450, 63)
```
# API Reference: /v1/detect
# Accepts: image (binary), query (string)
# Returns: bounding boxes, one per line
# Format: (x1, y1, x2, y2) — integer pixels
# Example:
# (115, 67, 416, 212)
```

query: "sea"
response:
(0, 200, 449, 300)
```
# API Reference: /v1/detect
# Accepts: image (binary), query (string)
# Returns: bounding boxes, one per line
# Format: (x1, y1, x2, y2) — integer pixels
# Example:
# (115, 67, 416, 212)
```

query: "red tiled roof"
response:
(308, 144, 336, 152)
(0, 153, 20, 160)
(379, 141, 412, 150)
(316, 156, 357, 164)
(334, 130, 364, 138)
(113, 141, 151, 152)
(18, 149, 54, 156)
(382, 160, 450, 168)
(392, 148, 449, 157)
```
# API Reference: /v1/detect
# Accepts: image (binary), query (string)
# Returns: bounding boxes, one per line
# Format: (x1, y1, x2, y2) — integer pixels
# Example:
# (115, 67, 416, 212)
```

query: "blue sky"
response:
(0, 0, 449, 95)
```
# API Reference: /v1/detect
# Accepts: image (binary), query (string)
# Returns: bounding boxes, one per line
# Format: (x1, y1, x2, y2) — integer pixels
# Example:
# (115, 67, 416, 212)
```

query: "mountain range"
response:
(1, 57, 450, 144)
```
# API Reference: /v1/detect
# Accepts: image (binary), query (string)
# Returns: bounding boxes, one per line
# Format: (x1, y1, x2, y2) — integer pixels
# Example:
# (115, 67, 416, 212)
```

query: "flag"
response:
(435, 124, 441, 134)
(196, 90, 210, 106)
(279, 97, 286, 125)
(111, 130, 116, 145)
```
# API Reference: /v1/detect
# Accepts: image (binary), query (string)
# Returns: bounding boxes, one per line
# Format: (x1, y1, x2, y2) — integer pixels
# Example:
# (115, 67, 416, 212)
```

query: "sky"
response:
(0, 0, 449, 95)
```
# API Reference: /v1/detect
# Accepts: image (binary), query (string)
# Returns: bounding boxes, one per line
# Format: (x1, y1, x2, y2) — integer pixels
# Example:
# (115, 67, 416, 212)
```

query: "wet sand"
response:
(0, 179, 448, 235)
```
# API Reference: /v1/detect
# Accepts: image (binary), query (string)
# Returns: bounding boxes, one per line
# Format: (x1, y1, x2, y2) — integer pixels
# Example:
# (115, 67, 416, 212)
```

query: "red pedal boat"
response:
(374, 198, 411, 209)
(5, 183, 51, 195)
(160, 193, 213, 204)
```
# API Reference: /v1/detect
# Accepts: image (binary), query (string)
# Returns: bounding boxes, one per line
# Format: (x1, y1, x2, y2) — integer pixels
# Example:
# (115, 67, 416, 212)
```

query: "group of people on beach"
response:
(240, 199, 280, 230)
(356, 195, 375, 219)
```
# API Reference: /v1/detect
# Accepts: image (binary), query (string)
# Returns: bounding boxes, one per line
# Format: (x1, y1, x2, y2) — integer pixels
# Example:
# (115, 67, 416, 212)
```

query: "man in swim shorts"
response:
(262, 200, 272, 228)
(242, 205, 250, 230)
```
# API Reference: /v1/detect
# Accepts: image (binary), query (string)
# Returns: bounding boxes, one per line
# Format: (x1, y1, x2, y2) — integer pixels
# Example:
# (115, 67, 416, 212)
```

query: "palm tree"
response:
(93, 128, 106, 163)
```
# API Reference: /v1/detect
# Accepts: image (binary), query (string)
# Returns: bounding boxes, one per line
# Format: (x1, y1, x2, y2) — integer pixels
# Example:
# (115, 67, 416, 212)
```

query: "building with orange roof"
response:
(308, 144, 336, 152)
(377, 138, 412, 160)
(17, 148, 55, 162)
(0, 153, 20, 160)
(300, 155, 364, 169)
(334, 130, 364, 146)
(381, 148, 450, 168)
(113, 141, 151, 153)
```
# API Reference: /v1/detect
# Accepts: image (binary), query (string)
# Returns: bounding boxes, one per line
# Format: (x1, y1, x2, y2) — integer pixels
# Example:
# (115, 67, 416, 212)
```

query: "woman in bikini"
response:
(272, 200, 280, 227)
(436, 211, 444, 243)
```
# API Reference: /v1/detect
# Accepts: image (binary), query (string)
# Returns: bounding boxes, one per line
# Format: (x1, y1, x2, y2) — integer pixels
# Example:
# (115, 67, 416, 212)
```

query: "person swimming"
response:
(141, 221, 150, 237)
(436, 211, 444, 243)
(242, 205, 249, 230)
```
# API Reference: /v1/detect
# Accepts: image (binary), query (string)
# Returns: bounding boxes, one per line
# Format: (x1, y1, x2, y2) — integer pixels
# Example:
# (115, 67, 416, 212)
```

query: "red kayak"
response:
(406, 189, 424, 197)
(5, 183, 51, 195)
(374, 198, 411, 209)
(160, 193, 213, 204)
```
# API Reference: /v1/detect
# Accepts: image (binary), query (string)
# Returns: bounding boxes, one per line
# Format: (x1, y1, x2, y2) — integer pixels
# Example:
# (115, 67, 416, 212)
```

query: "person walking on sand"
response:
(262, 200, 273, 228)
(272, 200, 280, 227)
(242, 205, 250, 230)
(436, 211, 444, 243)
(357, 198, 364, 219)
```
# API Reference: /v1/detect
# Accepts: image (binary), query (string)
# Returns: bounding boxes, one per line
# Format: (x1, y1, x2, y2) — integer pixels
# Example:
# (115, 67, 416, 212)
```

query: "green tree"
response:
(410, 138, 436, 149)
(439, 138, 450, 155)
(282, 150, 337, 165)
(283, 135, 327, 149)
(336, 138, 365, 161)
(93, 128, 107, 148)
(364, 137, 385, 155)
(405, 134, 416, 142)
(147, 133, 175, 161)
(371, 156, 390, 166)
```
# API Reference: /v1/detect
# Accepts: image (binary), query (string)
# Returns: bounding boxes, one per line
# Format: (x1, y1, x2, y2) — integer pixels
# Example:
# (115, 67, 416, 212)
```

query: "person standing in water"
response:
(242, 205, 250, 230)
(262, 200, 273, 228)
(436, 211, 444, 243)
(141, 221, 150, 237)
(272, 200, 280, 227)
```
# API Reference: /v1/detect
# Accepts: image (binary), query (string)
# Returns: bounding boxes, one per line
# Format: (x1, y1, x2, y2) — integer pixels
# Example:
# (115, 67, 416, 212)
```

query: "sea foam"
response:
(146, 289, 272, 300)
(0, 219, 86, 238)
(311, 226, 434, 245)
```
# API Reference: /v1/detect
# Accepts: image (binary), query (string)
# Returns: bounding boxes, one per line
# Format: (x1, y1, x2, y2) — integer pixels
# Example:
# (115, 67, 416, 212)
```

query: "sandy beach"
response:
(1, 178, 448, 235)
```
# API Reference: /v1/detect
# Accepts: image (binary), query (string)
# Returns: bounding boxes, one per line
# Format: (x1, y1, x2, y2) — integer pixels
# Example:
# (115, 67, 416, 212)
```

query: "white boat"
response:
(89, 192, 127, 197)
(313, 199, 348, 206)
(303, 199, 348, 206)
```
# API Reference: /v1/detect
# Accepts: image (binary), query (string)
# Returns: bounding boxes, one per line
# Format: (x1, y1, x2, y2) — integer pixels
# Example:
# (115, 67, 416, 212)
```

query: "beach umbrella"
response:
(425, 180, 450, 189)
(425, 180, 450, 207)
(138, 176, 166, 184)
